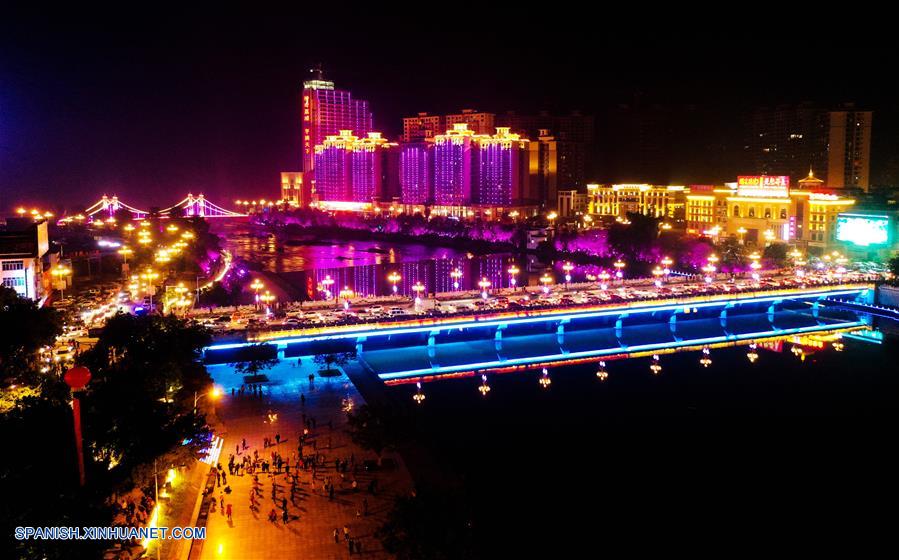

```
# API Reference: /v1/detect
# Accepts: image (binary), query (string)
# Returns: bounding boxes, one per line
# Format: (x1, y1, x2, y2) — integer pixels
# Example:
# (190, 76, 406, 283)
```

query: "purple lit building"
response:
(475, 127, 530, 206)
(433, 124, 476, 207)
(303, 69, 373, 204)
(400, 143, 432, 205)
(313, 131, 397, 205)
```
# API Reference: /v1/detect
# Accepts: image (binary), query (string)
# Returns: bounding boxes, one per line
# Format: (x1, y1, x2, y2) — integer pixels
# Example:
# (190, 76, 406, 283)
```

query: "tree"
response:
(313, 351, 355, 375)
(763, 242, 789, 268)
(376, 488, 475, 560)
(718, 236, 748, 269)
(230, 343, 279, 376)
(0, 286, 62, 381)
(888, 255, 899, 282)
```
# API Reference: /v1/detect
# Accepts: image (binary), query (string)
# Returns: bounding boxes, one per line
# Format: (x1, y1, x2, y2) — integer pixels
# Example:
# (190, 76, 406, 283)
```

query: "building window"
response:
(764, 208, 771, 219)
(780, 209, 787, 219)
(733, 206, 740, 217)
(2, 260, 24, 271)
(748, 207, 756, 218)
(2, 277, 25, 288)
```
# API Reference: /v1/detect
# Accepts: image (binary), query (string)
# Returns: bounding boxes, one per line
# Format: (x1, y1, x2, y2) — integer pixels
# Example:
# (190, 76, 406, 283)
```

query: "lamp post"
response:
(450, 268, 462, 291)
(661, 256, 673, 279)
(339, 286, 354, 311)
(64, 366, 91, 486)
(562, 261, 574, 287)
(51, 266, 72, 300)
(539, 273, 553, 294)
(411, 281, 425, 309)
(194, 386, 222, 413)
(598, 270, 611, 291)
(507, 265, 520, 291)
(140, 268, 160, 310)
(652, 266, 664, 288)
(748, 251, 761, 282)
(737, 227, 747, 245)
(250, 279, 264, 310)
(259, 291, 276, 314)
(118, 246, 133, 264)
(388, 271, 401, 295)
(320, 275, 334, 300)
(478, 277, 491, 300)
(613, 259, 626, 281)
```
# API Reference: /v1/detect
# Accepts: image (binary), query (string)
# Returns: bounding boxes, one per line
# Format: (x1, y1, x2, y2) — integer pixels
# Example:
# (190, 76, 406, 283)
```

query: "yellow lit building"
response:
(587, 183, 685, 219)
(280, 172, 304, 206)
(683, 174, 855, 252)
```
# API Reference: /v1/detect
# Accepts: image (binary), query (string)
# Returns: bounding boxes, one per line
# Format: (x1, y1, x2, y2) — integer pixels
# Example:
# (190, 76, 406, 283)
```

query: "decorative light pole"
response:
(737, 227, 747, 245)
(64, 366, 92, 486)
(117, 246, 133, 264)
(661, 256, 673, 279)
(478, 374, 491, 396)
(320, 275, 334, 300)
(507, 265, 520, 291)
(478, 277, 491, 300)
(650, 354, 662, 375)
(596, 361, 609, 381)
(652, 266, 664, 288)
(51, 266, 72, 300)
(539, 367, 551, 389)
(259, 291, 276, 314)
(748, 251, 761, 281)
(450, 268, 462, 291)
(562, 261, 574, 286)
(598, 270, 610, 291)
(411, 281, 425, 309)
(388, 271, 401, 295)
(413, 381, 425, 404)
(613, 258, 626, 281)
(339, 286, 354, 311)
(539, 273, 553, 294)
(699, 346, 712, 368)
(250, 279, 264, 310)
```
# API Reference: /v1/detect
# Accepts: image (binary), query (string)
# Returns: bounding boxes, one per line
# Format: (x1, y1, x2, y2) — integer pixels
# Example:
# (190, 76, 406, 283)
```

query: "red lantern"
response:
(64, 366, 91, 390)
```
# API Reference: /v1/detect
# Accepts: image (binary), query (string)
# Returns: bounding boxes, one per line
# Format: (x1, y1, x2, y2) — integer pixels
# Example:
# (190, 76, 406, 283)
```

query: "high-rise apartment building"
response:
(445, 109, 495, 135)
(827, 108, 872, 189)
(433, 124, 477, 206)
(402, 113, 445, 142)
(497, 111, 594, 190)
(313, 130, 397, 206)
(399, 143, 432, 205)
(475, 127, 531, 206)
(302, 69, 373, 204)
(748, 103, 872, 191)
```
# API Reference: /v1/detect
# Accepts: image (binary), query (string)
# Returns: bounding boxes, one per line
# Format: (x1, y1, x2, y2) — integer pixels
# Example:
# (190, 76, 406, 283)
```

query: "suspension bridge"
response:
(81, 194, 246, 221)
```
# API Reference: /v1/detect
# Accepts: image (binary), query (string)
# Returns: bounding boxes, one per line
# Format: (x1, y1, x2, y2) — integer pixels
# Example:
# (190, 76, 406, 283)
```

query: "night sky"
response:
(3, 14, 898, 212)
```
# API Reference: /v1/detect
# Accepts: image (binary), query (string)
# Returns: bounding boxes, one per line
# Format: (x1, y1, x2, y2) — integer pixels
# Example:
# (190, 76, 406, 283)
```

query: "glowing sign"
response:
(836, 214, 890, 246)
(737, 176, 790, 198)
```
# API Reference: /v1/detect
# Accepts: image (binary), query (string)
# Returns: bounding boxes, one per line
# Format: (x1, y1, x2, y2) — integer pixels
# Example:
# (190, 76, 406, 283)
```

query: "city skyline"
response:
(3, 17, 899, 211)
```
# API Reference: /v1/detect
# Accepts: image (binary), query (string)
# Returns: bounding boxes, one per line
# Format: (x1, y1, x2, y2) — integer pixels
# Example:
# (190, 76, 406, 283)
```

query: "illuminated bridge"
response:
(205, 284, 876, 382)
(79, 193, 246, 221)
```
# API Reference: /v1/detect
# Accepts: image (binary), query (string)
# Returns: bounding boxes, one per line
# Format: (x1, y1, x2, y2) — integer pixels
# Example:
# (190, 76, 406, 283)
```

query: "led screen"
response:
(836, 215, 890, 246)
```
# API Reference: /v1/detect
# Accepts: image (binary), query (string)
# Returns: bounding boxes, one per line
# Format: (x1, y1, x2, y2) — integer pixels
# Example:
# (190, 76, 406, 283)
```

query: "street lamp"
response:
(613, 258, 626, 280)
(661, 256, 673, 278)
(117, 246, 133, 264)
(749, 251, 762, 281)
(478, 277, 491, 300)
(51, 266, 72, 300)
(194, 386, 222, 413)
(388, 271, 401, 294)
(562, 261, 574, 286)
(259, 291, 276, 314)
(507, 265, 520, 291)
(140, 268, 160, 310)
(450, 268, 462, 291)
(411, 281, 425, 309)
(737, 227, 747, 245)
(598, 270, 611, 291)
(320, 275, 334, 300)
(539, 273, 553, 294)
(652, 266, 664, 288)
(339, 286, 354, 311)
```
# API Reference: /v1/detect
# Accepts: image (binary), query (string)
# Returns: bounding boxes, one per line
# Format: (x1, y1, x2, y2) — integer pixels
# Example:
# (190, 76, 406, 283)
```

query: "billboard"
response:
(836, 214, 890, 246)
(736, 175, 790, 198)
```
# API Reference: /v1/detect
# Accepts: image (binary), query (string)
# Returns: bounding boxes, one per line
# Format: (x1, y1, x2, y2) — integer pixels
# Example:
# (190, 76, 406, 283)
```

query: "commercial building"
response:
(747, 103, 872, 191)
(302, 69, 373, 204)
(586, 183, 686, 220)
(683, 174, 856, 252)
(557, 190, 589, 219)
(399, 142, 433, 208)
(312, 130, 398, 209)
(280, 172, 304, 206)
(0, 218, 49, 301)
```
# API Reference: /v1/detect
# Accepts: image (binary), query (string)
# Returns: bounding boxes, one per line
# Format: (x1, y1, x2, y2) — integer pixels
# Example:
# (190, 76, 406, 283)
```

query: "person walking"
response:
(226, 503, 232, 522)
(333, 528, 339, 544)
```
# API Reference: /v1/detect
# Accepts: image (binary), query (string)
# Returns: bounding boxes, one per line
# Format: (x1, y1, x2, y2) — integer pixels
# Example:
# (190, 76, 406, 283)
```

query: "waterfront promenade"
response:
(196, 358, 414, 559)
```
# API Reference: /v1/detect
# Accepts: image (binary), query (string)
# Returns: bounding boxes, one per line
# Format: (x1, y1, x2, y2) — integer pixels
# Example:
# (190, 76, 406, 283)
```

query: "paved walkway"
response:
(197, 358, 412, 560)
